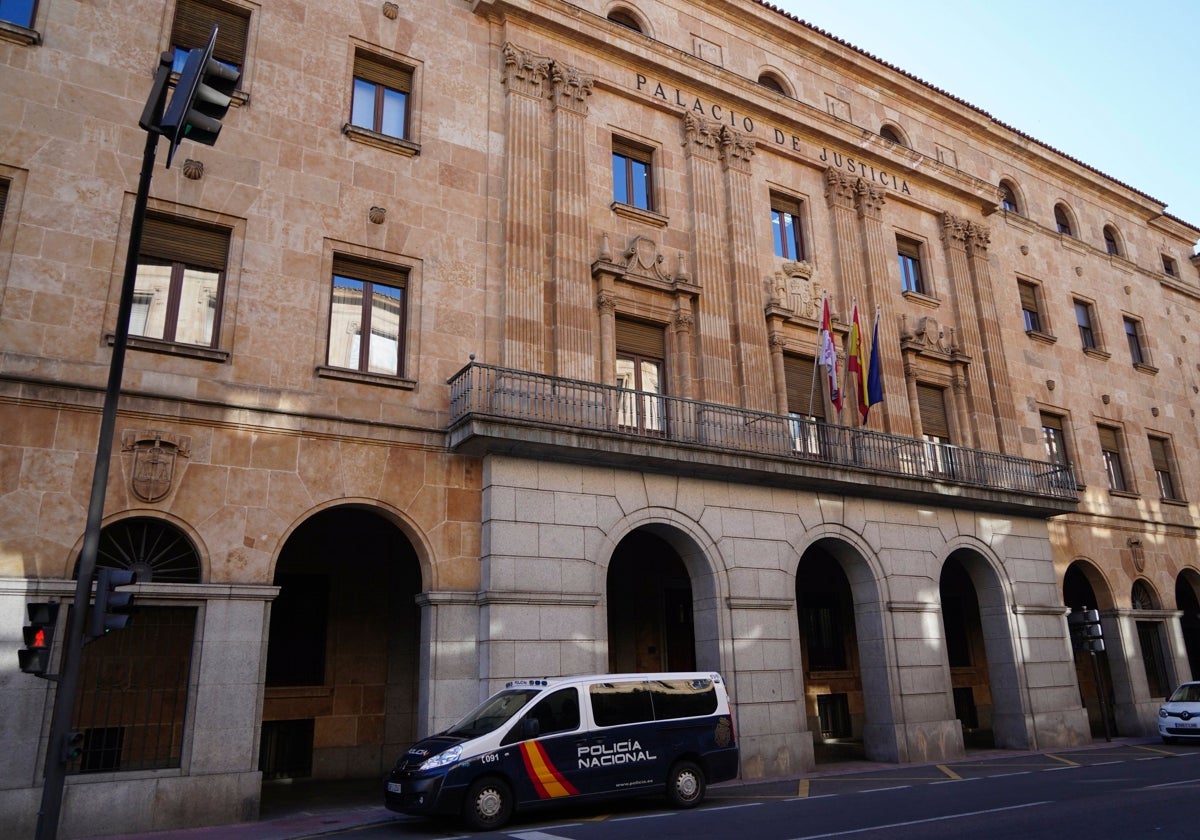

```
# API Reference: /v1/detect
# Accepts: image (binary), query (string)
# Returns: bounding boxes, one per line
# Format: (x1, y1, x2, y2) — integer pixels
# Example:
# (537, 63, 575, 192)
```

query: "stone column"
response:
(824, 170, 868, 319)
(940, 213, 996, 452)
(501, 44, 551, 373)
(720, 126, 773, 411)
(417, 591, 482, 735)
(549, 62, 595, 381)
(965, 223, 1020, 453)
(683, 113, 736, 406)
(854, 179, 911, 435)
(672, 304, 696, 401)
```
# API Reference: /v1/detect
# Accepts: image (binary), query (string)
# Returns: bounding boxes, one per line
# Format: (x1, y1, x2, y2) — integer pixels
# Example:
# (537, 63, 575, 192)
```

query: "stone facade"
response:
(0, 0, 1197, 836)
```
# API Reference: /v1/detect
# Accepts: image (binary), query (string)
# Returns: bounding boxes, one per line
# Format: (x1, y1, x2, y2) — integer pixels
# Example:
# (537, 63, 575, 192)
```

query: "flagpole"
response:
(807, 292, 823, 419)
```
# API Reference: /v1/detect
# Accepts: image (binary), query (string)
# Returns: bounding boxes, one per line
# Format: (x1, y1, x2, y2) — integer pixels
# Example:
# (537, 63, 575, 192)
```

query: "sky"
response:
(771, 0, 1200, 250)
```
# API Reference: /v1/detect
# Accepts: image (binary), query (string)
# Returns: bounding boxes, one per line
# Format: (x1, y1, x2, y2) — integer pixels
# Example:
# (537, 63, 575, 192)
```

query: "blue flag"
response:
(865, 309, 884, 419)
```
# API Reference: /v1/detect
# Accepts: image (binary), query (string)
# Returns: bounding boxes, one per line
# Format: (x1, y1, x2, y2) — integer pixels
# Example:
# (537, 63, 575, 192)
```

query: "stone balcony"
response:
(446, 362, 1078, 517)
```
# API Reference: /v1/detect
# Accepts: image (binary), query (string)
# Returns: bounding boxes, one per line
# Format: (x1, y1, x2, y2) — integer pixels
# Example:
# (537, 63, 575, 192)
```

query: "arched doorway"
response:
(607, 529, 696, 673)
(1063, 560, 1115, 737)
(262, 506, 422, 782)
(1177, 571, 1200, 682)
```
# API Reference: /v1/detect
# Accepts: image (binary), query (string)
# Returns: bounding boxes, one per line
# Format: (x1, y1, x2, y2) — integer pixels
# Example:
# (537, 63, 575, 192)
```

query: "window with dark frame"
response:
(1124, 316, 1146, 365)
(1054, 204, 1073, 236)
(897, 235, 925, 294)
(1018, 280, 1043, 333)
(1074, 299, 1097, 350)
(1103, 225, 1120, 256)
(612, 137, 653, 211)
(1162, 255, 1178, 277)
(327, 255, 408, 377)
(758, 74, 786, 94)
(1041, 412, 1071, 468)
(0, 0, 37, 28)
(879, 124, 905, 146)
(0, 178, 8, 225)
(131, 214, 230, 348)
(350, 51, 411, 140)
(169, 0, 250, 75)
(770, 194, 805, 260)
(918, 383, 953, 475)
(1098, 424, 1128, 492)
(607, 9, 643, 33)
(999, 181, 1019, 213)
(1149, 436, 1180, 501)
(615, 317, 665, 434)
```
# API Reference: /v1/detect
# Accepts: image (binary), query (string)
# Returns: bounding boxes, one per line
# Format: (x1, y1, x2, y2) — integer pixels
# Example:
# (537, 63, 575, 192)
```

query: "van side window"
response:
(649, 679, 718, 719)
(590, 682, 654, 727)
(507, 687, 580, 743)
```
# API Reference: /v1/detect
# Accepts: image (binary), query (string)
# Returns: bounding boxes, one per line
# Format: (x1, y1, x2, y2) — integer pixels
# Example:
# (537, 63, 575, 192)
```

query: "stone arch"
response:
(1063, 557, 1116, 610)
(1176, 569, 1200, 680)
(595, 507, 729, 675)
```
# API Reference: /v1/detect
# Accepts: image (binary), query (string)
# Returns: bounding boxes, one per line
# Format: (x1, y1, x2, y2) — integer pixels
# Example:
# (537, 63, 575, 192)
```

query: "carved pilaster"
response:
(719, 124, 755, 174)
(854, 178, 886, 220)
(550, 62, 593, 115)
(824, 168, 857, 210)
(683, 112, 721, 161)
(965, 221, 990, 258)
(502, 42, 551, 99)
(940, 211, 971, 250)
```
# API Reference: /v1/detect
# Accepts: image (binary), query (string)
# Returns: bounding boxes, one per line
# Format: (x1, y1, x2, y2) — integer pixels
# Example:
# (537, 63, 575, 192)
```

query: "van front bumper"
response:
(384, 772, 453, 816)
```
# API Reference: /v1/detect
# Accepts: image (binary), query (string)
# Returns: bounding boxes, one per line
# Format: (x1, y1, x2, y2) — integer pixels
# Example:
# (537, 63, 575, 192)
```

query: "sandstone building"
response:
(1, 0, 1198, 835)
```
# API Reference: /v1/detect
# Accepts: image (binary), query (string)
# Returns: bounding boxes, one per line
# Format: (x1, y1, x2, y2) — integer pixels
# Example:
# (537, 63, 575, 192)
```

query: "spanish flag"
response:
(847, 302, 868, 421)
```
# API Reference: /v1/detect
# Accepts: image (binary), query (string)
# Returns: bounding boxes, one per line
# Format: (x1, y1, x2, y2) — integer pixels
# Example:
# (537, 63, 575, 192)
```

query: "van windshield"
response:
(446, 689, 542, 738)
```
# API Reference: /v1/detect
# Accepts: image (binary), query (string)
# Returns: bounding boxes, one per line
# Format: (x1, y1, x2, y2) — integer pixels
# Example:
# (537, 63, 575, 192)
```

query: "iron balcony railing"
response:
(448, 362, 1078, 500)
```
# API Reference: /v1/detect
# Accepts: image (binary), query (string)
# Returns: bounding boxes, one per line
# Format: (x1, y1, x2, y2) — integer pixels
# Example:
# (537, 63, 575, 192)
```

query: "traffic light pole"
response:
(34, 56, 170, 840)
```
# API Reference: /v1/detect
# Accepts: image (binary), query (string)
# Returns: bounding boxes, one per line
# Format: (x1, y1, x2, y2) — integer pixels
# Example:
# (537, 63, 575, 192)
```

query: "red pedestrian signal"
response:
(19, 602, 60, 676)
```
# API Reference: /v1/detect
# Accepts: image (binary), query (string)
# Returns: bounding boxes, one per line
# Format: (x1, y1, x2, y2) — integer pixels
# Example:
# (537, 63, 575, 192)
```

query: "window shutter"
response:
(1097, 425, 1120, 453)
(1018, 282, 1038, 311)
(917, 384, 950, 439)
(1041, 413, 1063, 433)
(1149, 437, 1170, 472)
(784, 354, 823, 419)
(332, 254, 407, 287)
(353, 52, 412, 94)
(140, 214, 230, 270)
(615, 318, 664, 359)
(171, 0, 250, 67)
(612, 136, 651, 162)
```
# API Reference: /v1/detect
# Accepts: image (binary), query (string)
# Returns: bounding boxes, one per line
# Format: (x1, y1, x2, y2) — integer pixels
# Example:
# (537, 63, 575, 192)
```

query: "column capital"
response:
(824, 168, 856, 209)
(550, 61, 593, 114)
(719, 124, 755, 173)
(683, 112, 721, 161)
(502, 42, 551, 98)
(940, 211, 971, 249)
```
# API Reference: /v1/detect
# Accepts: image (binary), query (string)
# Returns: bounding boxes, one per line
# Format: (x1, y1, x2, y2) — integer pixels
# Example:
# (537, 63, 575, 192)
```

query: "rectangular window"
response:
(0, 0, 36, 28)
(170, 0, 251, 73)
(350, 51, 411, 139)
(897, 235, 925, 294)
(1018, 280, 1043, 333)
(1162, 255, 1178, 277)
(615, 317, 665, 434)
(327, 255, 408, 376)
(785, 353, 823, 455)
(770, 194, 805, 260)
(1041, 412, 1074, 489)
(132, 214, 230, 348)
(1098, 424, 1128, 492)
(1124, 316, 1146, 366)
(918, 383, 953, 475)
(1149, 436, 1181, 501)
(0, 178, 8, 225)
(612, 137, 653, 211)
(1074, 299, 1097, 350)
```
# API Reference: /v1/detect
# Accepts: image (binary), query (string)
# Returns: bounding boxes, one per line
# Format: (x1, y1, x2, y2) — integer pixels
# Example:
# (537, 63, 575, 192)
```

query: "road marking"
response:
(936, 764, 962, 780)
(1133, 744, 1176, 756)
(510, 832, 577, 840)
(702, 803, 763, 813)
(857, 785, 910, 794)
(1143, 776, 1200, 790)
(787, 800, 1053, 839)
(1045, 753, 1079, 766)
(797, 779, 810, 798)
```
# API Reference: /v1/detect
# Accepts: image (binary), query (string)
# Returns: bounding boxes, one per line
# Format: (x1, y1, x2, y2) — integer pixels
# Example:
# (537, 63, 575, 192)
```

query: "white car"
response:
(1159, 681, 1200, 743)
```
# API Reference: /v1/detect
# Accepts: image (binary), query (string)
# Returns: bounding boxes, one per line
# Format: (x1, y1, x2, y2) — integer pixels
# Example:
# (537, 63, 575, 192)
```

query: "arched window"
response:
(75, 516, 203, 583)
(758, 73, 786, 95)
(879, 124, 906, 146)
(1054, 203, 1074, 237)
(1103, 224, 1121, 256)
(607, 8, 643, 33)
(999, 181, 1020, 214)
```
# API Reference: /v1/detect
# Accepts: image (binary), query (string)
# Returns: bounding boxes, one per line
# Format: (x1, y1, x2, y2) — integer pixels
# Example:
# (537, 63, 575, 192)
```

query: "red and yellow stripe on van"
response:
(519, 741, 578, 799)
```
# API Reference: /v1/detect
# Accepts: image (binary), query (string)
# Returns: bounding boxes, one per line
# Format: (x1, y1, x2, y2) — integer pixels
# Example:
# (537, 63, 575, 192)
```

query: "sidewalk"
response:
(99, 736, 1157, 840)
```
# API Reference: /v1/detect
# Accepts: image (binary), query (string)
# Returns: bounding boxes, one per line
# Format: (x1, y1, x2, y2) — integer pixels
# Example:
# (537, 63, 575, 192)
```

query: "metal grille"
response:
(69, 606, 197, 774)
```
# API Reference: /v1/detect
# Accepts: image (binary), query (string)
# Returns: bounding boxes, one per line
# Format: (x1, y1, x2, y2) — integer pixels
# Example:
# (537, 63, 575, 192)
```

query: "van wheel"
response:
(462, 776, 513, 831)
(666, 760, 706, 808)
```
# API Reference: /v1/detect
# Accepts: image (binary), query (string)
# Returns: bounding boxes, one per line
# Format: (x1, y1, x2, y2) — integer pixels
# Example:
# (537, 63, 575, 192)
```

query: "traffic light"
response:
(158, 25, 240, 167)
(61, 731, 84, 763)
(1068, 608, 1105, 653)
(18, 602, 60, 675)
(90, 567, 137, 637)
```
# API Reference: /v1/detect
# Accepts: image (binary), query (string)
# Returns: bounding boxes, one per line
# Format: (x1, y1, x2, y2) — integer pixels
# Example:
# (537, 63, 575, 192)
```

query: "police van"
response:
(384, 672, 739, 830)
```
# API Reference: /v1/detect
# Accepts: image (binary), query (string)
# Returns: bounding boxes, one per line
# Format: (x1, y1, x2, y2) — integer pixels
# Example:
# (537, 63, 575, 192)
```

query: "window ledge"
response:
(1161, 496, 1189, 507)
(343, 124, 420, 157)
(316, 365, 416, 390)
(105, 334, 230, 363)
(1082, 346, 1111, 361)
(0, 19, 39, 45)
(1133, 362, 1159, 375)
(1026, 329, 1057, 345)
(902, 289, 939, 309)
(610, 202, 669, 228)
(1108, 489, 1139, 499)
